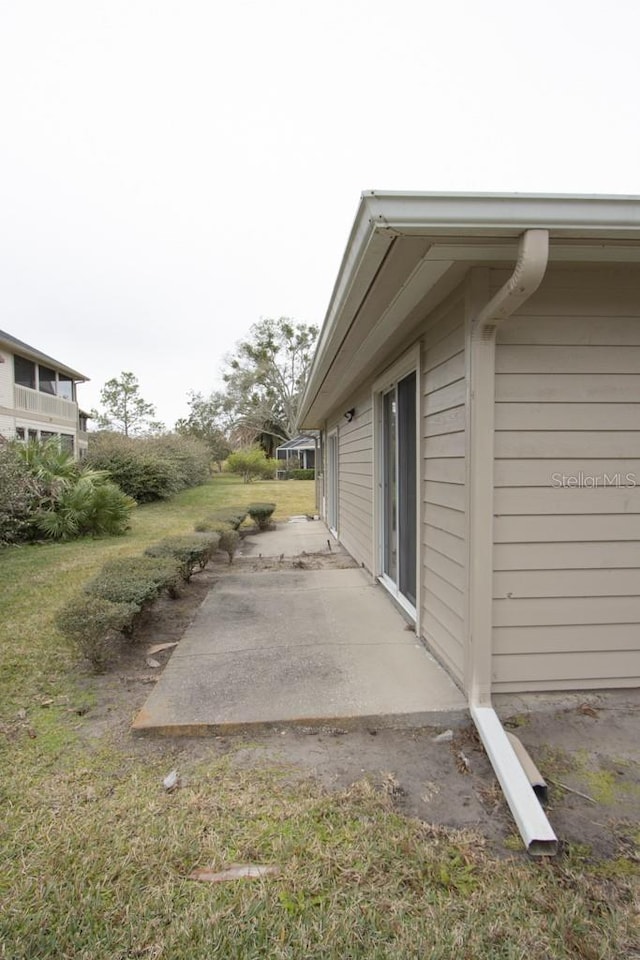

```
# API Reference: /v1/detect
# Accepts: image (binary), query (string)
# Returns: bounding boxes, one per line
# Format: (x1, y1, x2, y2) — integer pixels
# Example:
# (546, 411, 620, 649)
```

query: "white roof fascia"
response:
(363, 190, 640, 238)
(299, 192, 640, 425)
(302, 202, 396, 421)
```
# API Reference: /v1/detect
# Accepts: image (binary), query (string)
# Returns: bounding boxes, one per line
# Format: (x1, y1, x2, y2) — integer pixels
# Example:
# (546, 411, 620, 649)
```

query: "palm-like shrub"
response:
(35, 476, 135, 541)
(13, 439, 136, 541)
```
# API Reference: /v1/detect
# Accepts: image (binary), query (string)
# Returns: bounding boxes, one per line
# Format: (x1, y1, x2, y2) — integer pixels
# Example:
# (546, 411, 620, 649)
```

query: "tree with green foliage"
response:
(175, 390, 231, 470)
(91, 372, 164, 437)
(226, 447, 277, 483)
(222, 318, 318, 454)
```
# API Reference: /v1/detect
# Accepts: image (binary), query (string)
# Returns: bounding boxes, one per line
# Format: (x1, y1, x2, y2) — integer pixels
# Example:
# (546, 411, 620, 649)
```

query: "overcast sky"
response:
(1, 0, 639, 427)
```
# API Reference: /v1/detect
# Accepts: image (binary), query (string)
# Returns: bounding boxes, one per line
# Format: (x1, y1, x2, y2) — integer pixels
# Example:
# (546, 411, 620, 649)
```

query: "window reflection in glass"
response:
(39, 366, 56, 395)
(57, 375, 74, 400)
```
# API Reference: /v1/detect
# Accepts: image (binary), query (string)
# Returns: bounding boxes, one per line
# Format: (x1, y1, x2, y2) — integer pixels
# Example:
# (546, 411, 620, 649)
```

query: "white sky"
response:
(1, 0, 639, 426)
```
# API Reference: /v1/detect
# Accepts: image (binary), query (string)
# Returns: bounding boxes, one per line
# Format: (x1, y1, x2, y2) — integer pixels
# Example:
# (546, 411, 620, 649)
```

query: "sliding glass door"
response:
(381, 371, 417, 610)
(326, 430, 338, 535)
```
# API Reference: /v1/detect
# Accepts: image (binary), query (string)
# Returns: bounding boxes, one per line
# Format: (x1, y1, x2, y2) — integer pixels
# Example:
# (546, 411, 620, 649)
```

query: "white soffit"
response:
(299, 192, 640, 424)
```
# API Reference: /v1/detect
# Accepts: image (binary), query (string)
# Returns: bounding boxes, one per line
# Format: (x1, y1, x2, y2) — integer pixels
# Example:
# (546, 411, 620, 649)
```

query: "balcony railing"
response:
(14, 385, 78, 423)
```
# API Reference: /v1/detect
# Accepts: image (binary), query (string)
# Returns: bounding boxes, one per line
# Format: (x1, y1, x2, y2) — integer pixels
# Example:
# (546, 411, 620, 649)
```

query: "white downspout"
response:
(468, 229, 558, 856)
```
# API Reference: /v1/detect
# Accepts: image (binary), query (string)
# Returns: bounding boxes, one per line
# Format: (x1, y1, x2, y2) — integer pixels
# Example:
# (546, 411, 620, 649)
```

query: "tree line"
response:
(91, 317, 319, 463)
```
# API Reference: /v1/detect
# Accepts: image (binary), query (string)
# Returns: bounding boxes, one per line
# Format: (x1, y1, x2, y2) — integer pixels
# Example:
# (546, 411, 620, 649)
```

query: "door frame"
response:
(325, 427, 339, 538)
(372, 345, 421, 627)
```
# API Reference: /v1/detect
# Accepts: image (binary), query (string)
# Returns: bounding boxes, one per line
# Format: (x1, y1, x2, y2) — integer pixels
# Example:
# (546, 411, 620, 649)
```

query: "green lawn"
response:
(0, 476, 638, 959)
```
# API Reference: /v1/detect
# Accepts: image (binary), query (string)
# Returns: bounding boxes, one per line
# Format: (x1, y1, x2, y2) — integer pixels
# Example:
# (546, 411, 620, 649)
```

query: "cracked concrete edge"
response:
(130, 706, 471, 738)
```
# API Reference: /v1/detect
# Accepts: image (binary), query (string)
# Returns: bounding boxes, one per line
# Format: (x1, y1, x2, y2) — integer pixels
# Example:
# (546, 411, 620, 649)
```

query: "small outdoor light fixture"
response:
(344, 408, 355, 423)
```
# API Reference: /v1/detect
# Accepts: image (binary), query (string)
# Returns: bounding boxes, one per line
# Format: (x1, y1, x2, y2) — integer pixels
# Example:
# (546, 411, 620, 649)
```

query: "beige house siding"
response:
(421, 293, 467, 685)
(0, 351, 13, 409)
(492, 265, 640, 691)
(0, 352, 13, 440)
(331, 385, 374, 572)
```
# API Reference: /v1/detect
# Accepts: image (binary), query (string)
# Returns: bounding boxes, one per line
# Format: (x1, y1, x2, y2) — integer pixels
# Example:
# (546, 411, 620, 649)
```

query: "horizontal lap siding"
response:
(421, 296, 466, 684)
(492, 266, 640, 692)
(335, 388, 373, 571)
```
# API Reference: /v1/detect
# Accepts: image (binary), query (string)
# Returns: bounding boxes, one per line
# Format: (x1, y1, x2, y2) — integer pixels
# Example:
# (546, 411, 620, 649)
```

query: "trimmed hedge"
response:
(194, 518, 240, 563)
(209, 507, 248, 530)
(85, 565, 161, 611)
(58, 531, 218, 671)
(144, 533, 220, 579)
(97, 555, 184, 600)
(247, 502, 276, 530)
(55, 596, 138, 671)
(289, 469, 315, 480)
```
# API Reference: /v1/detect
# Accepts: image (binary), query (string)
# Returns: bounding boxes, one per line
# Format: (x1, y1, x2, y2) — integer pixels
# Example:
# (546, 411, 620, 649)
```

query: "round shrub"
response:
(209, 506, 248, 530)
(247, 502, 276, 530)
(85, 562, 163, 611)
(144, 533, 220, 579)
(55, 595, 138, 671)
(194, 519, 240, 563)
(100, 555, 184, 599)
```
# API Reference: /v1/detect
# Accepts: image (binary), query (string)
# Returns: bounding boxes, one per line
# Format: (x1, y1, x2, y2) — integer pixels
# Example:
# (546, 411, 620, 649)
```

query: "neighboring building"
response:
(275, 434, 317, 478)
(0, 329, 89, 457)
(299, 192, 640, 698)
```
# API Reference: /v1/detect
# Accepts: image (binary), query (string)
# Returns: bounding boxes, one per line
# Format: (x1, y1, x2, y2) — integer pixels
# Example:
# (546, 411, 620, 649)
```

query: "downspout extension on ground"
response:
(468, 229, 558, 856)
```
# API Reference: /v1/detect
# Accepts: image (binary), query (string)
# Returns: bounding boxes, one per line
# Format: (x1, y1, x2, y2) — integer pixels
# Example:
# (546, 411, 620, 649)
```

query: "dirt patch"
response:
(72, 555, 640, 862)
(230, 551, 360, 573)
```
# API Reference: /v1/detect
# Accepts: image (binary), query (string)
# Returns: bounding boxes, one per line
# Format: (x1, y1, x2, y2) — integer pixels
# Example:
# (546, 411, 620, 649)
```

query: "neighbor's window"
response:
(28, 429, 38, 442)
(15, 427, 25, 441)
(38, 366, 57, 395)
(57, 374, 74, 400)
(14, 355, 36, 389)
(40, 430, 56, 441)
(60, 434, 74, 454)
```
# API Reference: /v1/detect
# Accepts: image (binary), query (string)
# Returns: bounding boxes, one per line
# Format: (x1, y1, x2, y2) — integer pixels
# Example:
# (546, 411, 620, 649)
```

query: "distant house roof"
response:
(0, 329, 89, 381)
(276, 434, 318, 452)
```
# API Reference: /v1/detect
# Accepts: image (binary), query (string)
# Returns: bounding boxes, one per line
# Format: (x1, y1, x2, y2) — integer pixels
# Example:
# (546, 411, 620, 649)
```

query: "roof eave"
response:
(0, 330, 89, 382)
(299, 192, 640, 426)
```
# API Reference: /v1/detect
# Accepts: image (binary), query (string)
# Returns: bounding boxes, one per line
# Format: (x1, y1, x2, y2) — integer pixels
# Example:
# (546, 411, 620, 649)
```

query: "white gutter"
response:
(467, 228, 558, 856)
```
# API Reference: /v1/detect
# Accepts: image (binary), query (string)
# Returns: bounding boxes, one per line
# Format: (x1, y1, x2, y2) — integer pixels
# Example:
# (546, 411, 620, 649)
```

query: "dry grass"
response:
(1, 476, 639, 959)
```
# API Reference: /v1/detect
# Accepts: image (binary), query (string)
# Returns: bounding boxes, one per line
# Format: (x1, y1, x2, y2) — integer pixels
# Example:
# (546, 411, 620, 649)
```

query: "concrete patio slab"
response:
(132, 562, 467, 736)
(239, 517, 339, 557)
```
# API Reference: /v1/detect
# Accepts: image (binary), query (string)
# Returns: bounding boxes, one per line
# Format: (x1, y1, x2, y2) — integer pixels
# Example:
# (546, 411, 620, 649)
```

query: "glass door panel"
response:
(381, 372, 416, 610)
(382, 389, 397, 582)
(397, 372, 416, 606)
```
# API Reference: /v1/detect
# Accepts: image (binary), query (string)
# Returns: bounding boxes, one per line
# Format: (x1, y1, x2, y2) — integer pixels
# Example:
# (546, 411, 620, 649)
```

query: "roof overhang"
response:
(0, 329, 89, 382)
(299, 191, 640, 426)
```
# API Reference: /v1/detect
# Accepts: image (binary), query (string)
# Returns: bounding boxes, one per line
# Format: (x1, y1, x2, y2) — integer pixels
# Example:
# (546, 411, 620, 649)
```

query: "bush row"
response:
(192, 502, 275, 559)
(55, 532, 220, 671)
(287, 469, 315, 480)
(84, 432, 211, 502)
(56, 501, 278, 671)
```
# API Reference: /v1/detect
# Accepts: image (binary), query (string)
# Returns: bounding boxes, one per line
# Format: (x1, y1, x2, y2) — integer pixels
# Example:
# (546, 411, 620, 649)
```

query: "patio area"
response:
(132, 519, 467, 735)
